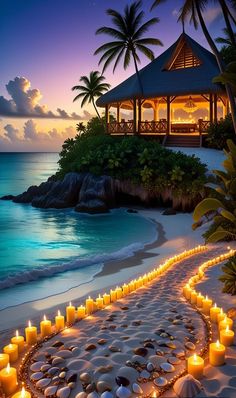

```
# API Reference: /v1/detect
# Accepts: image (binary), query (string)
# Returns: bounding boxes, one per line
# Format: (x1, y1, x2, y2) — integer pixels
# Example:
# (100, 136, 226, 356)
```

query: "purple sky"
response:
(0, 0, 227, 151)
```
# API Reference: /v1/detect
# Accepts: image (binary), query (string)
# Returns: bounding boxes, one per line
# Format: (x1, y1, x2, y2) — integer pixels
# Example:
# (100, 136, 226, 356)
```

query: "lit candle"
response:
(220, 325, 235, 346)
(0, 363, 17, 396)
(12, 386, 31, 398)
(0, 354, 9, 370)
(128, 281, 135, 292)
(209, 340, 225, 366)
(103, 293, 110, 306)
(217, 308, 226, 324)
(122, 283, 129, 296)
(66, 302, 76, 324)
(86, 296, 94, 314)
(183, 284, 191, 299)
(40, 315, 52, 338)
(190, 290, 197, 304)
(196, 293, 204, 308)
(187, 354, 204, 379)
(25, 321, 37, 345)
(3, 344, 18, 363)
(210, 303, 221, 323)
(110, 289, 117, 302)
(116, 286, 123, 299)
(55, 310, 65, 331)
(96, 294, 103, 309)
(219, 316, 233, 331)
(77, 305, 86, 319)
(11, 330, 24, 353)
(202, 295, 212, 315)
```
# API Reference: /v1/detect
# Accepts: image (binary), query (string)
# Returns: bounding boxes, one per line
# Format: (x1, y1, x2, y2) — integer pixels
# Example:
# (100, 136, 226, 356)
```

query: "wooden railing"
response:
(199, 120, 211, 134)
(139, 120, 167, 134)
(108, 121, 134, 134)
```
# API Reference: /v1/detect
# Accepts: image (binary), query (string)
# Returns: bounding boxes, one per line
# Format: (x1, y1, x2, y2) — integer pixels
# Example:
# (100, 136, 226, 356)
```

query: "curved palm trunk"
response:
(132, 49, 144, 96)
(92, 98, 101, 120)
(219, 0, 236, 48)
(195, 1, 236, 134)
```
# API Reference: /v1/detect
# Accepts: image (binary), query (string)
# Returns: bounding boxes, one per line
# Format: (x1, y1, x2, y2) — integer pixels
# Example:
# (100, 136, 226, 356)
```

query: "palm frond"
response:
(135, 44, 155, 60)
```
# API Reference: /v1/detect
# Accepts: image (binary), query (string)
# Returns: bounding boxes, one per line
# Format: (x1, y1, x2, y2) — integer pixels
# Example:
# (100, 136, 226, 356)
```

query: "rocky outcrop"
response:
(1, 171, 200, 213)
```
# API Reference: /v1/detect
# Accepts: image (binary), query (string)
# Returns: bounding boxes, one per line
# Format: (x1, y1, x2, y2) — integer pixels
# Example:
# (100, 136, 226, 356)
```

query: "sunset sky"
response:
(0, 0, 227, 151)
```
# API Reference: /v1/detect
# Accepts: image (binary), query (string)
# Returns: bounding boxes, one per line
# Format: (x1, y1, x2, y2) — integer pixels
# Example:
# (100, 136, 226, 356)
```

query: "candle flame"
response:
(6, 363, 10, 373)
(43, 315, 47, 321)
(214, 303, 217, 308)
(193, 353, 197, 361)
(99, 294, 101, 298)
(206, 295, 208, 300)
(227, 246, 231, 250)
(9, 344, 12, 349)
(58, 310, 61, 316)
(223, 316, 227, 322)
(88, 296, 91, 299)
(69, 301, 72, 306)
(216, 340, 220, 347)
(21, 387, 26, 398)
(226, 325, 229, 332)
(28, 321, 31, 328)
(220, 308, 223, 314)
(152, 392, 157, 398)
(16, 330, 19, 337)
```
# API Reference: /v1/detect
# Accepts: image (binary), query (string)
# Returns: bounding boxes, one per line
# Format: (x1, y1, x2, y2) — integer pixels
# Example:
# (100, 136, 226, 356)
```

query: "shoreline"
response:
(0, 209, 206, 346)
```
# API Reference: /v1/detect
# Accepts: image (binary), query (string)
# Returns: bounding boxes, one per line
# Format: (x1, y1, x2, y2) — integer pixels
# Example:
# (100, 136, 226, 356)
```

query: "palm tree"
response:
(94, 0, 163, 93)
(216, 27, 236, 47)
(72, 71, 110, 120)
(76, 122, 86, 136)
(151, 0, 236, 133)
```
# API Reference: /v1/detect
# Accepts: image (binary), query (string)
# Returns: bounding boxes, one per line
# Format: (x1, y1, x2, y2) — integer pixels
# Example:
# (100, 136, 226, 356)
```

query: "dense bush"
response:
(193, 139, 236, 242)
(58, 133, 207, 200)
(205, 115, 235, 150)
(219, 255, 236, 295)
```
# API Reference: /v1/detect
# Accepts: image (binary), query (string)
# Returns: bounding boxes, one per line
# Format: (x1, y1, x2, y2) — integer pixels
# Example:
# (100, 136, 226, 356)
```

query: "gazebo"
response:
(97, 33, 228, 147)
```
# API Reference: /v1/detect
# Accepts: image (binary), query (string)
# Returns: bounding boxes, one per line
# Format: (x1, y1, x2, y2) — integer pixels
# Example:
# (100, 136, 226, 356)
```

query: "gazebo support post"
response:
(138, 99, 142, 134)
(214, 94, 218, 123)
(105, 105, 110, 134)
(133, 99, 137, 135)
(209, 94, 213, 124)
(117, 103, 120, 123)
(167, 96, 171, 135)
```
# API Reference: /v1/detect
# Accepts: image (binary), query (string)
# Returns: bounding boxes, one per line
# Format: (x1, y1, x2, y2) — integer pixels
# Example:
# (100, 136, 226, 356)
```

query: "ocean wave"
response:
(0, 240, 152, 291)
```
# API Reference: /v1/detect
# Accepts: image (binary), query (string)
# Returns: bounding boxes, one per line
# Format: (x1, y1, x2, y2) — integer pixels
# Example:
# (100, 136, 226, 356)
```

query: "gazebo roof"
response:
(97, 33, 225, 107)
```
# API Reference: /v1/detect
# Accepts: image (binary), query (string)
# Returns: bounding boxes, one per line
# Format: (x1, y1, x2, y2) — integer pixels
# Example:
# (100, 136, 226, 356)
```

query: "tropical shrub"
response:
(219, 256, 236, 295)
(205, 115, 235, 150)
(58, 134, 207, 209)
(193, 139, 236, 242)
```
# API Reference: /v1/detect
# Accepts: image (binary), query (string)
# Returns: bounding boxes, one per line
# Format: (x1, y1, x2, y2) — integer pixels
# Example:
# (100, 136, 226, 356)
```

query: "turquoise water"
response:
(0, 153, 157, 309)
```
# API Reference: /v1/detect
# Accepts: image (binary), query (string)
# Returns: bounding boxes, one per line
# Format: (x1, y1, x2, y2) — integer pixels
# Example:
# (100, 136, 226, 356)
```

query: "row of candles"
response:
(0, 244, 207, 397)
(183, 248, 235, 380)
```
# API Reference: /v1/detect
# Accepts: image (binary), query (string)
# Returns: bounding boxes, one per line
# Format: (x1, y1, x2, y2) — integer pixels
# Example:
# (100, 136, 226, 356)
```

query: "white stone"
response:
(30, 362, 46, 372)
(132, 383, 143, 394)
(44, 386, 58, 396)
(36, 378, 51, 389)
(56, 386, 71, 398)
(30, 372, 44, 382)
(154, 377, 168, 387)
(57, 350, 73, 359)
(160, 362, 175, 373)
(116, 386, 132, 398)
(101, 392, 114, 398)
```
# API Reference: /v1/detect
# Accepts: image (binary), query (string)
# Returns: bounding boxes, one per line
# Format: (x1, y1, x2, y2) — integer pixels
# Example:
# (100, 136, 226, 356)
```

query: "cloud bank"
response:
(0, 77, 92, 120)
(0, 119, 76, 151)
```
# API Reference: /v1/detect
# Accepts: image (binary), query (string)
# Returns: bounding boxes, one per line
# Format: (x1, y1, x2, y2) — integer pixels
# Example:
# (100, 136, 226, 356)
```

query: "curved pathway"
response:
(25, 247, 224, 398)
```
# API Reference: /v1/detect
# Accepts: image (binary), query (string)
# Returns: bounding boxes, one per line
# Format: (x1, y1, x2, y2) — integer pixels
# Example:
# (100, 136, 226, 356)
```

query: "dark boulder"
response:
(162, 208, 177, 215)
(75, 199, 109, 214)
(0, 194, 15, 200)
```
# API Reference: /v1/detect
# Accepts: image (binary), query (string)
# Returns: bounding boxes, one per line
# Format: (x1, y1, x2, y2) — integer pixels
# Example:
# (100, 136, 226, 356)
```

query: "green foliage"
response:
(213, 62, 236, 91)
(193, 139, 236, 242)
(206, 115, 235, 150)
(58, 134, 207, 202)
(219, 256, 236, 295)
